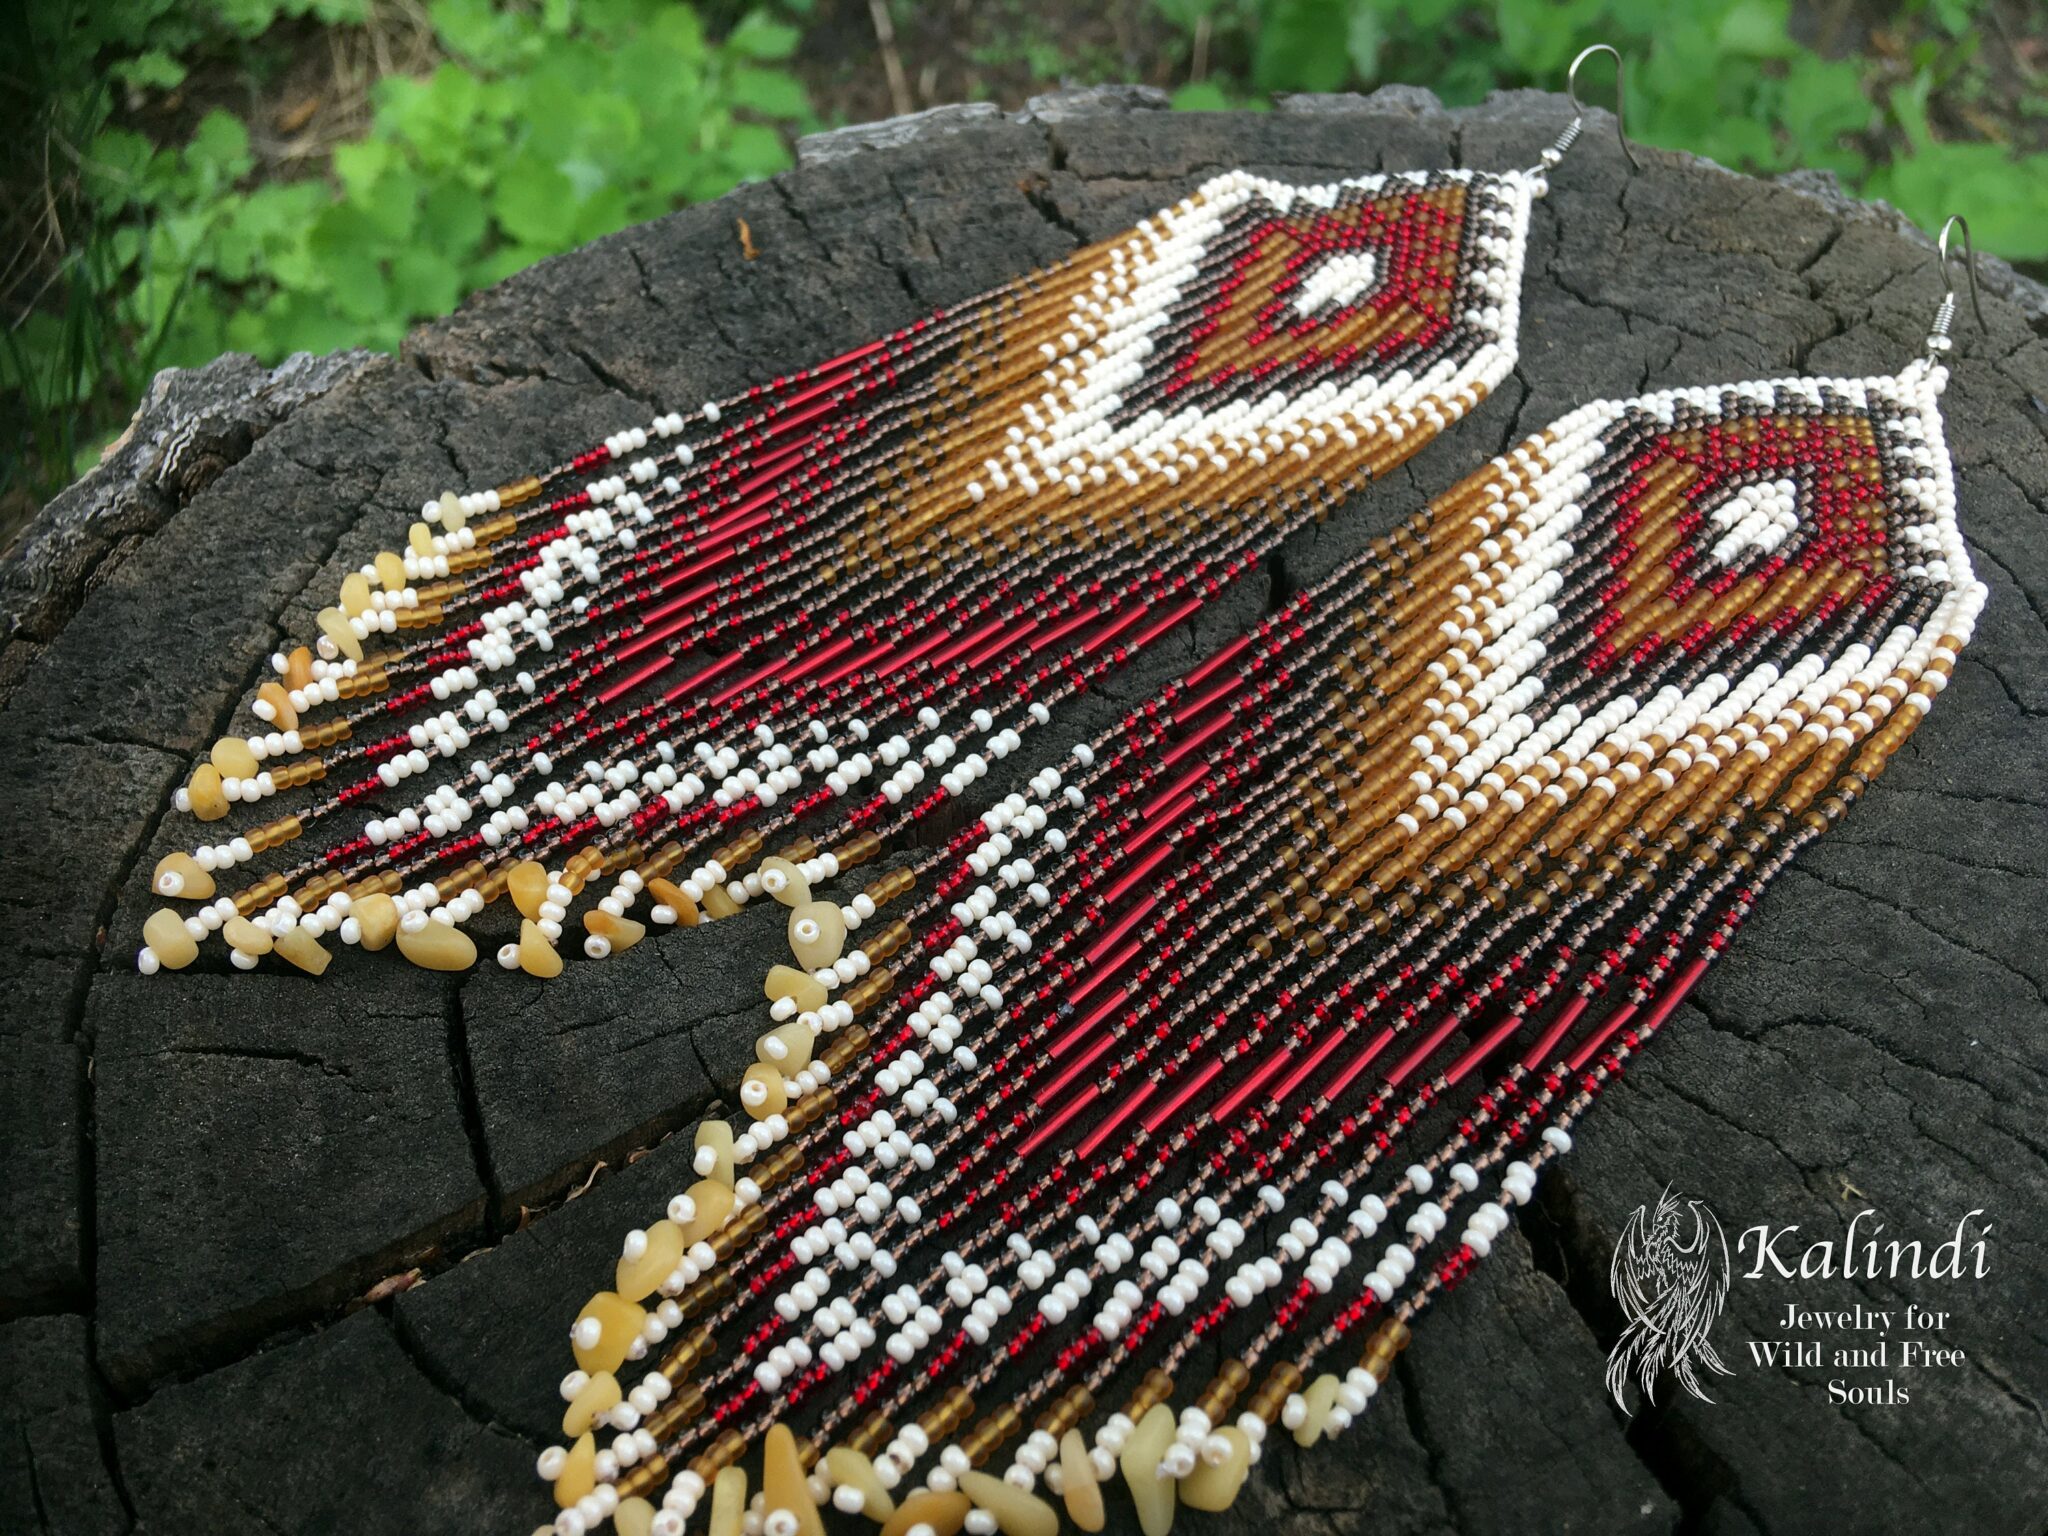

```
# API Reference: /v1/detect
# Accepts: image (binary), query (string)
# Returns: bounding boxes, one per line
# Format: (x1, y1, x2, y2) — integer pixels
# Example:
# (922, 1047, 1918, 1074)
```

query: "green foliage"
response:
(5, 0, 814, 506)
(1156, 0, 2048, 262)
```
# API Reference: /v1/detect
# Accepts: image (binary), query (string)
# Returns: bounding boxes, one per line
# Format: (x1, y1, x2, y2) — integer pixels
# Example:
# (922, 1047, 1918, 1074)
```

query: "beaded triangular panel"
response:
(137, 165, 1544, 979)
(1353, 362, 1981, 866)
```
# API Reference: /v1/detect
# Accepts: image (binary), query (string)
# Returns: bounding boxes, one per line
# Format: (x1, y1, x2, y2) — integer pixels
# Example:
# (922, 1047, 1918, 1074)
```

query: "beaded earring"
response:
(519, 236, 1986, 1536)
(131, 53, 1642, 980)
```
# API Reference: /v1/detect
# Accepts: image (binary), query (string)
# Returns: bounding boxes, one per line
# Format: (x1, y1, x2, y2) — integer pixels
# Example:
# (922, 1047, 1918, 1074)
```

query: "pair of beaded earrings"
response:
(133, 46, 1985, 1536)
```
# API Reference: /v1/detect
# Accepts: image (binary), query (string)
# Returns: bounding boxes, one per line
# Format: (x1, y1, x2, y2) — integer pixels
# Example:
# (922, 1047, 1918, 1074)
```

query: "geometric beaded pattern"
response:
(509, 362, 1979, 1536)
(136, 165, 1543, 979)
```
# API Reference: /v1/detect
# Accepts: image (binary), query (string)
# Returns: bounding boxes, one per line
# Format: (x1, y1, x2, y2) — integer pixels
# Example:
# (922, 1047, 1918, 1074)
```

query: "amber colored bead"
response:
(293, 718, 351, 751)
(614, 1454, 669, 1501)
(1195, 1358, 1252, 1421)
(753, 1144, 806, 1190)
(688, 1427, 746, 1483)
(673, 1266, 734, 1322)
(233, 873, 289, 916)
(1361, 1315, 1413, 1382)
(842, 968, 895, 1014)
(919, 1385, 975, 1441)
(659, 1326, 716, 1384)
(958, 1403, 1020, 1465)
(1121, 1367, 1175, 1421)
(645, 1382, 706, 1440)
(1034, 1384, 1094, 1437)
(245, 813, 304, 853)
(333, 661, 389, 699)
(845, 1410, 894, 1458)
(828, 829, 885, 870)
(1248, 1361, 1304, 1424)
(865, 918, 914, 962)
(819, 1024, 871, 1073)
(785, 1086, 837, 1133)
(292, 870, 349, 909)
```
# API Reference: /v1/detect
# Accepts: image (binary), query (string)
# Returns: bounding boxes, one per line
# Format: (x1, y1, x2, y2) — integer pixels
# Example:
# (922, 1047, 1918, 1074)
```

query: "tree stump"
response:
(3, 87, 2045, 1535)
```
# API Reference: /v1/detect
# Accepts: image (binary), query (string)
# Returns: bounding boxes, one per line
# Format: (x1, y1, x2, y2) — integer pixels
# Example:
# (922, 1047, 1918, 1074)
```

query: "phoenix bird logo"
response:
(1606, 1184, 1734, 1413)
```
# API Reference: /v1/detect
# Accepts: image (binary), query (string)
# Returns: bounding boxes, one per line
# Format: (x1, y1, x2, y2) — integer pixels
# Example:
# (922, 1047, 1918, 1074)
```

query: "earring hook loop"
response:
(1936, 215, 1986, 337)
(1546, 43, 1640, 172)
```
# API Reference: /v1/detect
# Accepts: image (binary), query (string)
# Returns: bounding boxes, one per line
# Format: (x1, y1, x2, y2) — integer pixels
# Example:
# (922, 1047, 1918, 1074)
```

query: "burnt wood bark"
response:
(2, 86, 2044, 1535)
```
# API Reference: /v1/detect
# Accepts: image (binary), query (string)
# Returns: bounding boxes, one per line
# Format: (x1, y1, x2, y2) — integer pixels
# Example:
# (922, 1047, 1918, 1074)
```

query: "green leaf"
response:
(1716, 0, 1798, 58)
(390, 246, 465, 316)
(1252, 0, 1351, 93)
(107, 226, 146, 275)
(493, 151, 576, 245)
(719, 121, 792, 182)
(727, 11, 800, 59)
(232, 289, 365, 359)
(336, 140, 420, 240)
(213, 0, 289, 37)
(431, 0, 531, 68)
(643, 3, 707, 61)
(333, 138, 395, 199)
(185, 110, 254, 187)
(727, 66, 810, 119)
(111, 49, 188, 91)
(467, 243, 557, 289)
(83, 128, 156, 206)
(1772, 54, 1875, 169)
(309, 203, 393, 321)
(1170, 81, 1237, 112)
(378, 64, 486, 160)
(571, 185, 633, 244)
(419, 180, 489, 260)
(1875, 144, 2048, 262)
(1345, 6, 1385, 81)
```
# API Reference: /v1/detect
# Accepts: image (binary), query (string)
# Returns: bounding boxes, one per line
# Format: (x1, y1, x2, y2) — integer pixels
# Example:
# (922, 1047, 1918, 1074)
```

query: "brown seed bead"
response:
(1247, 1362, 1304, 1425)
(828, 829, 885, 871)
(659, 1326, 716, 1385)
(919, 1385, 975, 1442)
(1361, 1316, 1413, 1382)
(959, 1403, 1020, 1466)
(752, 1144, 806, 1191)
(863, 919, 914, 962)
(268, 758, 328, 790)
(818, 1024, 871, 1073)
(709, 829, 765, 874)
(1195, 1358, 1252, 1423)
(688, 1428, 746, 1483)
(1121, 1368, 1176, 1422)
(1034, 1384, 1094, 1438)
(864, 866, 917, 907)
(846, 1411, 894, 1458)
(672, 1267, 735, 1322)
(615, 1453, 669, 1501)
(332, 660, 389, 698)
(785, 1087, 837, 1134)
(296, 717, 353, 750)
(842, 969, 896, 1014)
(244, 813, 304, 853)
(645, 1382, 706, 1440)
(233, 873, 290, 916)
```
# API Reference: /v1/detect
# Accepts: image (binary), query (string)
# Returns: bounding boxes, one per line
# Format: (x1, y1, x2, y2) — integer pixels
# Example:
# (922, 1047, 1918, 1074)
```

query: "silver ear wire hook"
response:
(1934, 215, 1986, 344)
(1543, 44, 1640, 172)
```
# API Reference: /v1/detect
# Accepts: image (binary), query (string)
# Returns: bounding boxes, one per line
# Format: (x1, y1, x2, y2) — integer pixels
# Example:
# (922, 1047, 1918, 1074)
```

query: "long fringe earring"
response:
(521, 236, 1985, 1536)
(131, 54, 1646, 982)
